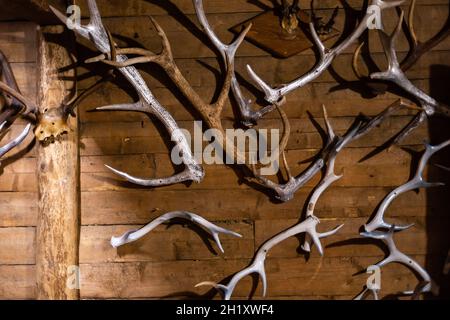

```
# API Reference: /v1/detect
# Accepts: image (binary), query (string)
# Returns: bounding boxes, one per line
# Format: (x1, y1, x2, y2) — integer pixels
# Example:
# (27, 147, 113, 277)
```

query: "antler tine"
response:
(110, 211, 242, 252)
(365, 139, 450, 232)
(197, 215, 342, 299)
(246, 0, 405, 104)
(361, 225, 437, 297)
(0, 123, 32, 158)
(193, 0, 274, 126)
(407, 0, 418, 47)
(51, 0, 204, 187)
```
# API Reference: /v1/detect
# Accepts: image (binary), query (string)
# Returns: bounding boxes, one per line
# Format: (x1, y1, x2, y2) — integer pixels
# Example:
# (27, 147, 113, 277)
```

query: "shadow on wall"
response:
(427, 64, 450, 298)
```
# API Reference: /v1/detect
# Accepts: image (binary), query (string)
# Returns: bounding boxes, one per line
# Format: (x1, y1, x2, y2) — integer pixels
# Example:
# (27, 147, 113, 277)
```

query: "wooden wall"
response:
(0, 0, 449, 299)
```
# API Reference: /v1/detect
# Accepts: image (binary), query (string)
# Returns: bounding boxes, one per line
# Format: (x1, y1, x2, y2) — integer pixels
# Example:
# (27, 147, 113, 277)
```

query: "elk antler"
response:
(365, 139, 450, 232)
(196, 215, 343, 300)
(51, 0, 204, 187)
(360, 225, 439, 297)
(110, 211, 242, 253)
(246, 0, 404, 104)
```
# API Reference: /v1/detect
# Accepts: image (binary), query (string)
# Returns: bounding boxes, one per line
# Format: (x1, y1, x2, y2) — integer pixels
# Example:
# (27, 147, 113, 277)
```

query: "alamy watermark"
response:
(366, 265, 381, 291)
(171, 121, 281, 176)
(366, 4, 383, 30)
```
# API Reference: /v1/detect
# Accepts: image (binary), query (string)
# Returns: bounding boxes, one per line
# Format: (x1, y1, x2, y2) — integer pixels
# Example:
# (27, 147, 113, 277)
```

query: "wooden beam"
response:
(35, 25, 79, 300)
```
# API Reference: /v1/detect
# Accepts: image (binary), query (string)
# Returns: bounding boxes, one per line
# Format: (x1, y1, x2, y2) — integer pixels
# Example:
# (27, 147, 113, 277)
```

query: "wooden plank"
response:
(79, 186, 447, 226)
(0, 192, 37, 227)
(76, 0, 449, 17)
(78, 145, 447, 191)
(0, 22, 37, 63)
(77, 50, 450, 91)
(77, 255, 433, 299)
(74, 7, 450, 60)
(77, 115, 433, 157)
(0, 265, 36, 300)
(0, 227, 35, 264)
(255, 217, 450, 259)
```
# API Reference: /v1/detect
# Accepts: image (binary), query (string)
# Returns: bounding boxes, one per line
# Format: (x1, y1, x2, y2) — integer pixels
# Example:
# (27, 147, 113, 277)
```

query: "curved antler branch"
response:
(246, 0, 405, 104)
(196, 215, 343, 300)
(365, 139, 450, 232)
(110, 211, 242, 253)
(361, 226, 439, 296)
(50, 0, 204, 187)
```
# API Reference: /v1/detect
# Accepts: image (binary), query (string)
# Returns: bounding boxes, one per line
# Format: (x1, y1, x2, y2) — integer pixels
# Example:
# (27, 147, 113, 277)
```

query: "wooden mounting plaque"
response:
(230, 10, 339, 59)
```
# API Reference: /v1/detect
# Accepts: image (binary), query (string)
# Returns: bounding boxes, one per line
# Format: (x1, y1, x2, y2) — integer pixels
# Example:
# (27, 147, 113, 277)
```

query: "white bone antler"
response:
(196, 215, 343, 300)
(110, 211, 242, 253)
(50, 0, 204, 187)
(193, 0, 275, 126)
(246, 0, 404, 104)
(360, 226, 439, 297)
(365, 139, 450, 232)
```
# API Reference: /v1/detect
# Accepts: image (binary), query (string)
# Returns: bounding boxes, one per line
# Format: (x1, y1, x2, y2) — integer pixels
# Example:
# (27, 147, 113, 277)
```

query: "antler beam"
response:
(111, 211, 242, 253)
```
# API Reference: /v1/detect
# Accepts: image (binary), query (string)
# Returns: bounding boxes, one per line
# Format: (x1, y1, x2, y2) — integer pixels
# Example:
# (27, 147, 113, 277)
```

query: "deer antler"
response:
(360, 225, 439, 297)
(353, 8, 450, 148)
(110, 211, 242, 253)
(193, 0, 276, 126)
(196, 215, 343, 300)
(51, 0, 204, 187)
(365, 139, 450, 232)
(250, 99, 413, 202)
(246, 0, 404, 104)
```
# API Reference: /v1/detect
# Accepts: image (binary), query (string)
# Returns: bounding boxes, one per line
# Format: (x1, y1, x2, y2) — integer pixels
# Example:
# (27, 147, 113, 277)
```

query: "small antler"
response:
(111, 211, 242, 253)
(246, 0, 404, 104)
(361, 226, 439, 297)
(365, 139, 450, 232)
(196, 215, 342, 300)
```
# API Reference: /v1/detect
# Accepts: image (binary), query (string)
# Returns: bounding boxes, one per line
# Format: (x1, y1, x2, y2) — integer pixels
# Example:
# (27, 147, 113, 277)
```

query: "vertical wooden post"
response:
(35, 25, 80, 300)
